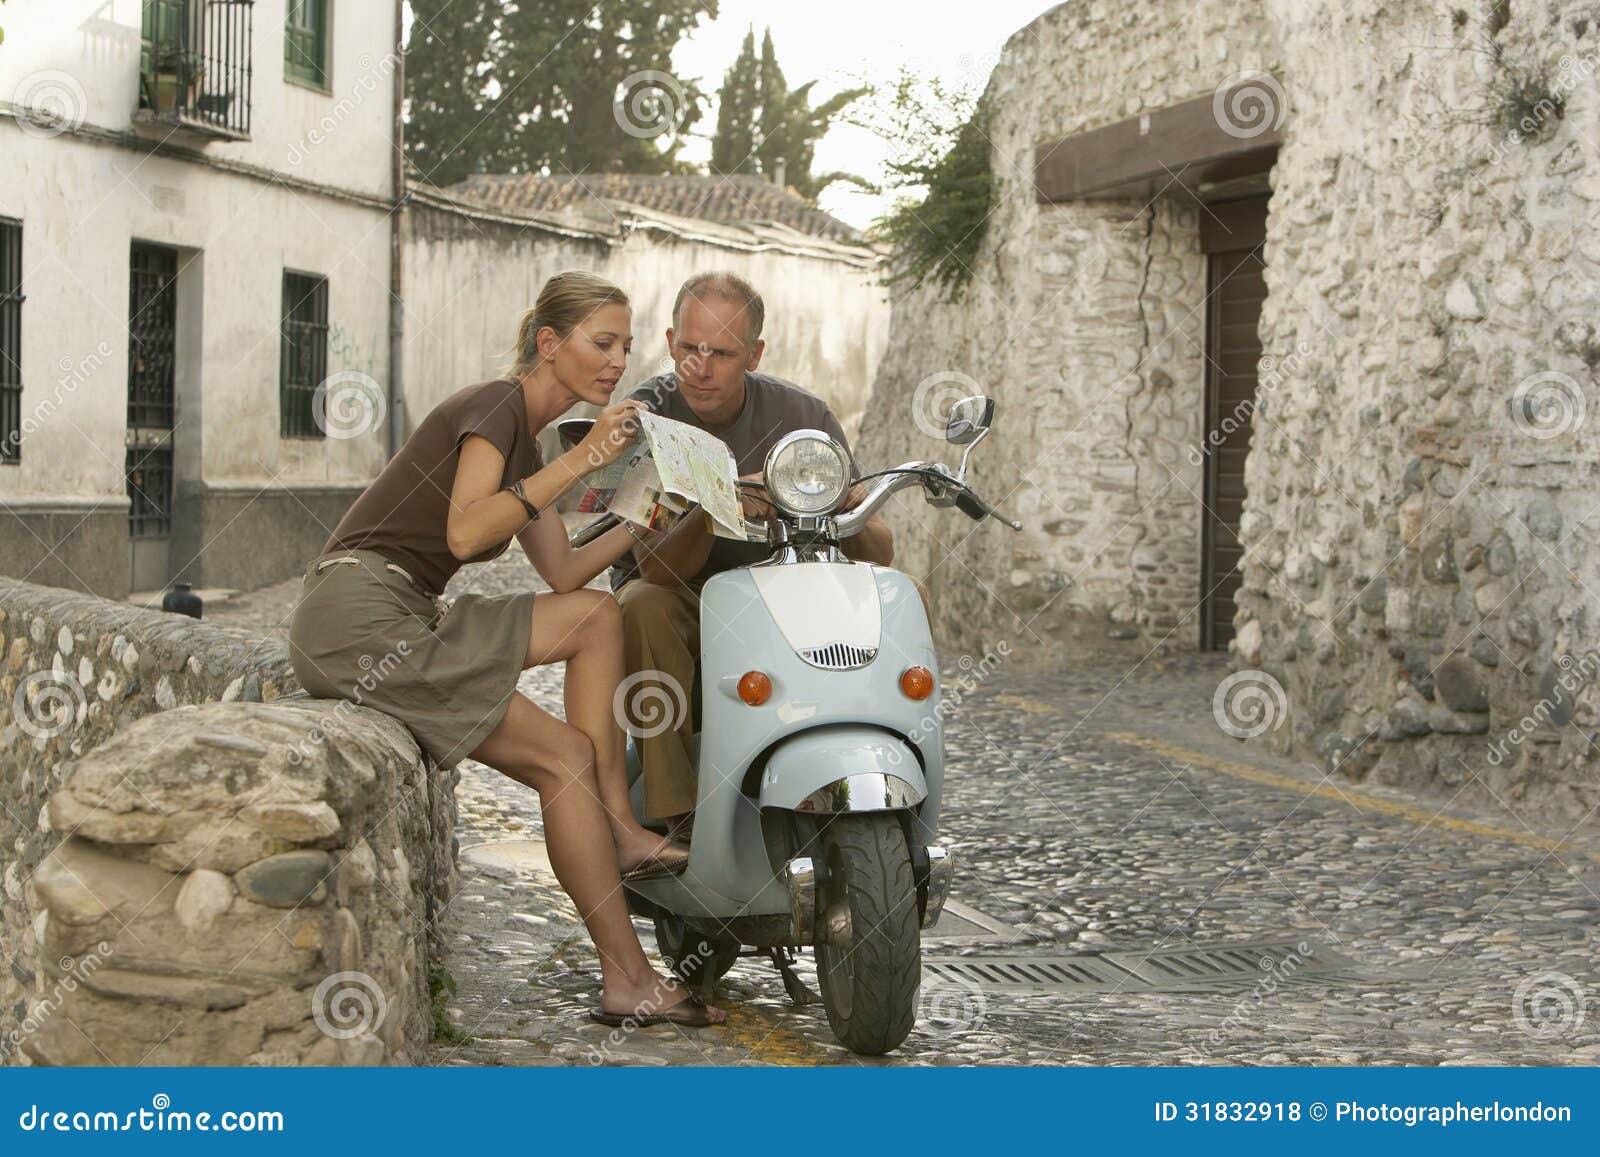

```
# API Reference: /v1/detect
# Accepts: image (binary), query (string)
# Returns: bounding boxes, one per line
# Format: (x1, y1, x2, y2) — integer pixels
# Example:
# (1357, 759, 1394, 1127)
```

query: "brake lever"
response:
(955, 487, 1023, 531)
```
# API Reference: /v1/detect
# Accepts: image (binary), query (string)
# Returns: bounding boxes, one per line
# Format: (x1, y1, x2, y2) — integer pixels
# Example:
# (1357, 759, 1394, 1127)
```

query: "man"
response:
(615, 271, 894, 838)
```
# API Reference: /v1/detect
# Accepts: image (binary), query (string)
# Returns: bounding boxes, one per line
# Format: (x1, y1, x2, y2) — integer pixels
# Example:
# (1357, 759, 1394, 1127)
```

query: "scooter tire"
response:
(814, 813, 921, 1056)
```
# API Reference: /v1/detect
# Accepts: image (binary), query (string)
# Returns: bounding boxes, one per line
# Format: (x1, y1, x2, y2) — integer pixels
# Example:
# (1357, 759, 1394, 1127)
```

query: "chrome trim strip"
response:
(794, 772, 925, 815)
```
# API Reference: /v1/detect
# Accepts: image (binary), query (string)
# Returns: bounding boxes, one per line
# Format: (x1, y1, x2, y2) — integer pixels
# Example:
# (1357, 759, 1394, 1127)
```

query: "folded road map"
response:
(575, 412, 748, 538)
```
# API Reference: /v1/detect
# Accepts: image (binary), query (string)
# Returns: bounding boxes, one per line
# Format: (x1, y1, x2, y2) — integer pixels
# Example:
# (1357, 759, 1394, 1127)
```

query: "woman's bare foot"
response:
(599, 970, 727, 1024)
(612, 825, 688, 874)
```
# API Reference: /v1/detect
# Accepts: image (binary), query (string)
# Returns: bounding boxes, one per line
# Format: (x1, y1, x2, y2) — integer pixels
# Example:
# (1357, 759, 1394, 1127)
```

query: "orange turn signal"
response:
(737, 671, 772, 706)
(900, 666, 935, 700)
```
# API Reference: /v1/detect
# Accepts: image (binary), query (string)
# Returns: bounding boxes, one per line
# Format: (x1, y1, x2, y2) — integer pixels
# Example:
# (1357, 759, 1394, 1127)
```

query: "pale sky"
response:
(668, 0, 1060, 229)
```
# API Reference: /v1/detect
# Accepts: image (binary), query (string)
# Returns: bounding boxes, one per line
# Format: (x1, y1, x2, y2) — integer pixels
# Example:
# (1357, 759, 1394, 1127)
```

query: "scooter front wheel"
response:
(813, 813, 921, 1055)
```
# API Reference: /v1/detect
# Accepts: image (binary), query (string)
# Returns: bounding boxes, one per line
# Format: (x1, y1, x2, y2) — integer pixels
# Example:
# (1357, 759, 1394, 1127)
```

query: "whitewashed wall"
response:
(402, 200, 889, 444)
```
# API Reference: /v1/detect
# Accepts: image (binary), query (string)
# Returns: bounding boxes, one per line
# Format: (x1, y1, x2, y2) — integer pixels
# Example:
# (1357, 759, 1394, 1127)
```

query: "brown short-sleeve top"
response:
(322, 377, 543, 596)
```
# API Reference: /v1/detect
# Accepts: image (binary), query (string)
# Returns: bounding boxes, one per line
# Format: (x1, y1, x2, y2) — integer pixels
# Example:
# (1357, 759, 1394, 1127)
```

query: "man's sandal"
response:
(588, 992, 717, 1028)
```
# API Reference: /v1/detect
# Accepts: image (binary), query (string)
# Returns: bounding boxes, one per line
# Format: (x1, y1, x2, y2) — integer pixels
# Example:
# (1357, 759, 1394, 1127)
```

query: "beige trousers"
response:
(617, 580, 701, 819)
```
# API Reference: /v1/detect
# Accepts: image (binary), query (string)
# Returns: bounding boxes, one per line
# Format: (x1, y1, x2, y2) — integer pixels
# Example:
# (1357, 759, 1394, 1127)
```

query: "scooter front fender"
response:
(758, 726, 928, 813)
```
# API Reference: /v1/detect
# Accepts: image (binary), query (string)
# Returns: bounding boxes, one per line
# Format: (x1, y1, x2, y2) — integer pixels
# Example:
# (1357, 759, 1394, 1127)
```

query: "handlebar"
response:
(835, 462, 1020, 536)
(569, 463, 1019, 550)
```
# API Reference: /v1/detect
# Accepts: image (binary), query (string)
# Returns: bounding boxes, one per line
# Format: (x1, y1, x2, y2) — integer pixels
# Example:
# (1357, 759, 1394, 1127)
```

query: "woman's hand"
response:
(576, 399, 649, 470)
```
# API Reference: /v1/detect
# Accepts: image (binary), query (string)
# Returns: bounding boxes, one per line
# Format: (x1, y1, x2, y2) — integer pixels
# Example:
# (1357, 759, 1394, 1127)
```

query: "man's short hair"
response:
(672, 271, 765, 346)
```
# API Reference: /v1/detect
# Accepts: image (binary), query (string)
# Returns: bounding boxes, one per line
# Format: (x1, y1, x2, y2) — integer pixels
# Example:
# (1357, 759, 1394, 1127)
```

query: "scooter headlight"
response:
(764, 430, 850, 517)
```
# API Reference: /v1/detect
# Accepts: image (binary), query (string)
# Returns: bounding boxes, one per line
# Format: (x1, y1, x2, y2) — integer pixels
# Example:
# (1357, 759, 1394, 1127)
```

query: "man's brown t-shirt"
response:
(323, 377, 542, 596)
(611, 370, 853, 589)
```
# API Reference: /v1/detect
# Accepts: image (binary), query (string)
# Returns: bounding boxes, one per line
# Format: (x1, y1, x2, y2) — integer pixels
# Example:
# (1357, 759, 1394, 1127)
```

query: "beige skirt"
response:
(287, 548, 536, 768)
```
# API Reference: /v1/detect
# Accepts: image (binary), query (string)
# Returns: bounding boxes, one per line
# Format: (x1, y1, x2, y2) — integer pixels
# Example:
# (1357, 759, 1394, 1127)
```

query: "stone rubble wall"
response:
(858, 0, 1599, 820)
(1233, 0, 1600, 820)
(0, 578, 457, 1064)
(855, 0, 1280, 658)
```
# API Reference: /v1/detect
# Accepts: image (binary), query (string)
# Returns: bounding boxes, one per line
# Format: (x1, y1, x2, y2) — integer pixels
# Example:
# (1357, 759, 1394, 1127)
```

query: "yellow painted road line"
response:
(1106, 731, 1600, 864)
(718, 1003, 830, 1065)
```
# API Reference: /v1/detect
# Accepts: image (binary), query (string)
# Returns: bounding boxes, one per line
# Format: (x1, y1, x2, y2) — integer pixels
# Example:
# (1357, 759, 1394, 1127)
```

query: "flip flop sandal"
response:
(588, 992, 717, 1028)
(619, 845, 690, 882)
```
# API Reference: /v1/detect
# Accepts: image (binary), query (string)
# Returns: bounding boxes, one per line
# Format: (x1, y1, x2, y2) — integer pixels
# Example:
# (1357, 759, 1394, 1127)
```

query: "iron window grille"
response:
(139, 0, 255, 138)
(0, 220, 21, 465)
(281, 271, 329, 438)
(126, 444, 174, 538)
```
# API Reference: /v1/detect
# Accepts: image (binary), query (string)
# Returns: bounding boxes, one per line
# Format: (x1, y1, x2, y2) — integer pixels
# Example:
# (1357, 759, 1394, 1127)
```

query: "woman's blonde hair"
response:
(508, 271, 630, 375)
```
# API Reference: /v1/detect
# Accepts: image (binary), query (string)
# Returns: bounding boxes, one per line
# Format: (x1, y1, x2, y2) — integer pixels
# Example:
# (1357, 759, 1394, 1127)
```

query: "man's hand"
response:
(839, 479, 870, 512)
(738, 471, 773, 520)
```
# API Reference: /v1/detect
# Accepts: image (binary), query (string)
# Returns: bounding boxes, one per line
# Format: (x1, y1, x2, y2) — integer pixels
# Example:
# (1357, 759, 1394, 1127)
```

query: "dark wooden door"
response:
(1200, 197, 1269, 651)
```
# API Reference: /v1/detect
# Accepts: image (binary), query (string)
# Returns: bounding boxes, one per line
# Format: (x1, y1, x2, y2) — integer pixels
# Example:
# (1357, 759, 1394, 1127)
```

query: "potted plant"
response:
(148, 41, 201, 116)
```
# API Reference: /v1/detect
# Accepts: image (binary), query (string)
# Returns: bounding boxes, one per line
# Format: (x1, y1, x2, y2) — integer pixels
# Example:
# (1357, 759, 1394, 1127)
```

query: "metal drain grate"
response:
(924, 939, 1355, 994)
(1104, 939, 1352, 991)
(924, 955, 1140, 992)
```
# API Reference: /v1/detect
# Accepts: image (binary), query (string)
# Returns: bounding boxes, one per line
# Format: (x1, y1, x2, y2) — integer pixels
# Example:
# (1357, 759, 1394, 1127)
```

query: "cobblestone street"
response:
(210, 554, 1600, 1066)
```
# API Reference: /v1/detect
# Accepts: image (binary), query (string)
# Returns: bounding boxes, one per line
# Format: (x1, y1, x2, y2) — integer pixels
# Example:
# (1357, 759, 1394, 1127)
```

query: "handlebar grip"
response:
(955, 490, 990, 521)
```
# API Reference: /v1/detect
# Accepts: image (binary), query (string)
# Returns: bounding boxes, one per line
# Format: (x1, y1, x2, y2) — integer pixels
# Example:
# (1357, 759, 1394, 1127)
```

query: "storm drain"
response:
(924, 938, 1355, 994)
(924, 955, 1139, 992)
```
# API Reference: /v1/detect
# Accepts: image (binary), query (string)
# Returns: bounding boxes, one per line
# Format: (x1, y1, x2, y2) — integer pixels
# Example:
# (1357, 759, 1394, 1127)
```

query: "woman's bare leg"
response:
(517, 588, 686, 869)
(468, 691, 722, 1021)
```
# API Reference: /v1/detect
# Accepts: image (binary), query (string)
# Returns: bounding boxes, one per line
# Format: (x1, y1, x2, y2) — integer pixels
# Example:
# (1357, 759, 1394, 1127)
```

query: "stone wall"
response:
(1232, 0, 1600, 820)
(858, 0, 1599, 820)
(1, 578, 457, 1064)
(855, 0, 1279, 657)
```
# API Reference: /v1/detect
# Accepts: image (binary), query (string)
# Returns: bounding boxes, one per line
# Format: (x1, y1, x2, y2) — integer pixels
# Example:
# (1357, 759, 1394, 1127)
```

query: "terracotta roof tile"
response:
(448, 172, 861, 242)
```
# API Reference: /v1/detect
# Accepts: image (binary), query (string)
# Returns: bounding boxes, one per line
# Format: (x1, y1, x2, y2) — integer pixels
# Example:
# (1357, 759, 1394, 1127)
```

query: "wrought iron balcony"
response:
(135, 0, 254, 141)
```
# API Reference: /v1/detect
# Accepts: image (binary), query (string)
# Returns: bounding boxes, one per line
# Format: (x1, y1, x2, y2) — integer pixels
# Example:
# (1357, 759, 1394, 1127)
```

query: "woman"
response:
(289, 271, 724, 1028)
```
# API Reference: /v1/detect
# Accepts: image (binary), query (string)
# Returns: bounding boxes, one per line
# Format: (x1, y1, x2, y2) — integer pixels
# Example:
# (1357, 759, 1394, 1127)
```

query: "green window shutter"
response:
(284, 0, 327, 88)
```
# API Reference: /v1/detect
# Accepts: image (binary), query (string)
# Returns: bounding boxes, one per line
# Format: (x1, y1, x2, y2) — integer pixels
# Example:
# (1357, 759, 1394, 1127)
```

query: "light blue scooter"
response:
(570, 395, 1017, 1054)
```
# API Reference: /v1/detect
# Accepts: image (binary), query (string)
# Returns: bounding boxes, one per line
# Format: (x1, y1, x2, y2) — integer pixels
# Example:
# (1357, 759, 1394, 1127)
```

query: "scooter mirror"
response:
(557, 417, 595, 451)
(946, 396, 995, 445)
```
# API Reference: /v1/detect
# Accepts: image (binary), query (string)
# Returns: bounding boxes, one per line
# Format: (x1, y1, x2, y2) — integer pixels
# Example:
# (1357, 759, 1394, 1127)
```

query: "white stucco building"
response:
(0, 0, 401, 598)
